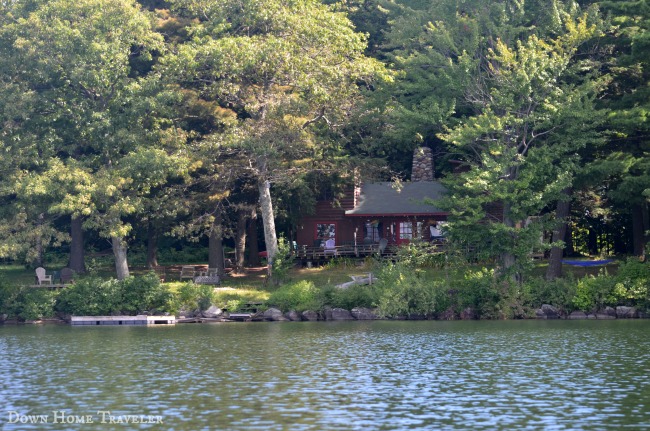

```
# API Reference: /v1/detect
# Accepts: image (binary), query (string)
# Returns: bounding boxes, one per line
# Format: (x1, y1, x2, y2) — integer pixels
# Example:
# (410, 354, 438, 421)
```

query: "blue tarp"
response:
(562, 259, 613, 267)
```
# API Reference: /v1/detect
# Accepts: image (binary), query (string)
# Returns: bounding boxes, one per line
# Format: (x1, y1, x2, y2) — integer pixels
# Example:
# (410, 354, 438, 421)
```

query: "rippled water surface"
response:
(1, 320, 650, 430)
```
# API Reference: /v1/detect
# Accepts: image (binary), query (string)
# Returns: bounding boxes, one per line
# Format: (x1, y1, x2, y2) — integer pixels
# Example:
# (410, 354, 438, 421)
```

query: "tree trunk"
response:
(33, 213, 45, 267)
(234, 209, 248, 273)
(499, 203, 521, 284)
(247, 209, 260, 266)
(208, 213, 226, 278)
(112, 236, 130, 280)
(565, 222, 575, 256)
(631, 203, 648, 259)
(146, 222, 159, 268)
(546, 189, 572, 281)
(258, 179, 279, 262)
(68, 216, 86, 273)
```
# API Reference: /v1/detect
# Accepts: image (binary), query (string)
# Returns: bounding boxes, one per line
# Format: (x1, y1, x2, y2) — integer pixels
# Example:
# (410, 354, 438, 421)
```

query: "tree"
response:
(440, 14, 604, 282)
(0, 0, 188, 279)
(162, 0, 387, 266)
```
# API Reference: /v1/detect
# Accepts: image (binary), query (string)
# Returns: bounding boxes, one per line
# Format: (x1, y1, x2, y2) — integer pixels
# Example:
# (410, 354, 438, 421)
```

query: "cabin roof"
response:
(345, 181, 447, 217)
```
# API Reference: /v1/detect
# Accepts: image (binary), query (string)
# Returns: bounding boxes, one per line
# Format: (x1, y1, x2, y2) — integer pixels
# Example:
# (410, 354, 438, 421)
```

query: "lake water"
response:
(1, 320, 649, 430)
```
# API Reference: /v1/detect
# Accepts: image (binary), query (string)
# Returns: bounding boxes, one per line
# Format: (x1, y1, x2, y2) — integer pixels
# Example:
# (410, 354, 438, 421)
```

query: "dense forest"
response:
(1, 0, 648, 286)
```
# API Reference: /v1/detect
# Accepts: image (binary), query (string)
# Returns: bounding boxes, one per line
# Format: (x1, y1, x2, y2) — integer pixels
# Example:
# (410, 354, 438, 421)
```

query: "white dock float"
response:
(71, 315, 176, 326)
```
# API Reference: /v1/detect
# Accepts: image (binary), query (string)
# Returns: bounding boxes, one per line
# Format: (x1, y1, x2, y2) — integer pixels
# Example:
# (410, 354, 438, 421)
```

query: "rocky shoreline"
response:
(2, 304, 647, 324)
(178, 304, 648, 323)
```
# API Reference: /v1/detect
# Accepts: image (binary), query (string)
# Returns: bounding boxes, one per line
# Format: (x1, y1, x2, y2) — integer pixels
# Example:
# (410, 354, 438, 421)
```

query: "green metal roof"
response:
(345, 182, 447, 216)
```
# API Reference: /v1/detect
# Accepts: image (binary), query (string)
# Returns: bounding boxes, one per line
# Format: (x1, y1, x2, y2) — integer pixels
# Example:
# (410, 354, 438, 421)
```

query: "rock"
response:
(595, 310, 616, 319)
(568, 311, 588, 320)
(460, 307, 477, 320)
(285, 310, 301, 321)
(351, 307, 378, 320)
(604, 306, 617, 317)
(535, 309, 546, 319)
(541, 304, 559, 319)
(438, 308, 457, 320)
(324, 307, 354, 321)
(202, 305, 223, 318)
(616, 306, 638, 319)
(0, 314, 6, 322)
(301, 310, 320, 321)
(263, 308, 287, 321)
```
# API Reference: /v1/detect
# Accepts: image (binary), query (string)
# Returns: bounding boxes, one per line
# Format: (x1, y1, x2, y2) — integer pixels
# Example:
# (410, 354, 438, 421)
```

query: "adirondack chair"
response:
(323, 238, 337, 256)
(60, 267, 74, 284)
(35, 267, 52, 285)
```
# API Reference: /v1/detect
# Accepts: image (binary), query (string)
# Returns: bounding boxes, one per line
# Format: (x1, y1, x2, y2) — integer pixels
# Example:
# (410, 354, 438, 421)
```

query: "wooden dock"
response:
(71, 315, 176, 326)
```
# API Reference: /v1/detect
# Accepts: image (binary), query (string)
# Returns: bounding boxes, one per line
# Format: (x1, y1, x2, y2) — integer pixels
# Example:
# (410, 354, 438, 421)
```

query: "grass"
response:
(0, 257, 621, 311)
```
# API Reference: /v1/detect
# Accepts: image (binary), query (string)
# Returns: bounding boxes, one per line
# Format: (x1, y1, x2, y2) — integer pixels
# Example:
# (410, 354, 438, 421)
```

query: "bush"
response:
(120, 272, 175, 314)
(572, 271, 618, 312)
(613, 259, 650, 308)
(319, 283, 376, 311)
(267, 280, 319, 312)
(373, 262, 443, 318)
(395, 240, 446, 268)
(0, 276, 58, 321)
(56, 274, 175, 316)
(523, 276, 577, 314)
(270, 237, 295, 284)
(176, 282, 215, 313)
(452, 268, 527, 319)
(56, 276, 122, 316)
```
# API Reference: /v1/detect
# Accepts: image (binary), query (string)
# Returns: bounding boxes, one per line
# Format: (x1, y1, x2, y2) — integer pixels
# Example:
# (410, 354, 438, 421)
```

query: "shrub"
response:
(15, 288, 58, 321)
(0, 276, 58, 321)
(613, 259, 650, 308)
(176, 282, 215, 313)
(120, 272, 175, 314)
(56, 274, 176, 316)
(373, 262, 443, 318)
(267, 280, 319, 312)
(270, 237, 295, 284)
(320, 283, 376, 310)
(395, 240, 446, 268)
(56, 276, 122, 316)
(523, 276, 577, 314)
(572, 272, 618, 312)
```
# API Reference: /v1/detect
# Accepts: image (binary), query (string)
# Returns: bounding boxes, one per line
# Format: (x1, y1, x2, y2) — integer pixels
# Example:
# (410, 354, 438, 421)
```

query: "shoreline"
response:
(2, 304, 647, 325)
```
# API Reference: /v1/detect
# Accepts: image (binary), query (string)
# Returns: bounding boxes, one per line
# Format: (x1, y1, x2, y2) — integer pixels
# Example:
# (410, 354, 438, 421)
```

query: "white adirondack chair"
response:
(35, 267, 53, 285)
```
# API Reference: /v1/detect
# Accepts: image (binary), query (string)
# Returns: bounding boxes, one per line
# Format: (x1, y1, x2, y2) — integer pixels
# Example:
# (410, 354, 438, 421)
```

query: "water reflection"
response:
(1, 321, 649, 430)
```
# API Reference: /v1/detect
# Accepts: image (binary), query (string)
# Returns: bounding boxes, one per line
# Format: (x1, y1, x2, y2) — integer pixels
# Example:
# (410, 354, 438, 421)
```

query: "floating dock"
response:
(71, 315, 176, 326)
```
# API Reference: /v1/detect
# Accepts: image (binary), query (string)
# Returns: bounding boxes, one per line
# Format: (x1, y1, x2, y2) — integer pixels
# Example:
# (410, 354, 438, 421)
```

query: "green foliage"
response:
(270, 237, 295, 284)
(612, 259, 650, 308)
(55, 277, 122, 316)
(175, 282, 215, 312)
(266, 280, 320, 312)
(522, 276, 577, 315)
(0, 276, 58, 321)
(319, 284, 376, 311)
(119, 272, 175, 314)
(56, 274, 175, 316)
(373, 262, 442, 318)
(573, 271, 618, 312)
(395, 240, 446, 268)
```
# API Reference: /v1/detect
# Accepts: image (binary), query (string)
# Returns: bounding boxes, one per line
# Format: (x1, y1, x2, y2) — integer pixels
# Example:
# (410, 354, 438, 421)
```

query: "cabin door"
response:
(396, 221, 413, 246)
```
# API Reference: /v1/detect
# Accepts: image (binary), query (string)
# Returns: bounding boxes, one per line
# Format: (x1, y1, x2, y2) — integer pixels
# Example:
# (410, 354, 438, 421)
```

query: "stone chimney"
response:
(411, 147, 434, 182)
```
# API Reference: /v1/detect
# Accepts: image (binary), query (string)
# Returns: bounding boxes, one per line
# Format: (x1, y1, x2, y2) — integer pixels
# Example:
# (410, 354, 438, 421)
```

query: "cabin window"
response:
(399, 222, 413, 240)
(315, 223, 336, 246)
